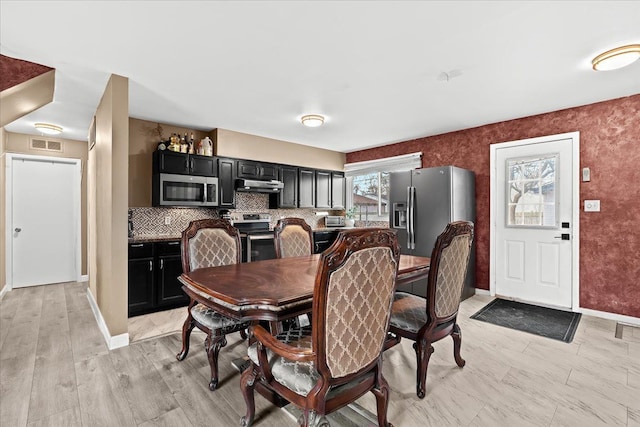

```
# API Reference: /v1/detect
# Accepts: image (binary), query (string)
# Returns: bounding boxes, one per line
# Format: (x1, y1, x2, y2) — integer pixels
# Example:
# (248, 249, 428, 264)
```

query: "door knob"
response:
(14, 227, 21, 233)
(554, 233, 570, 240)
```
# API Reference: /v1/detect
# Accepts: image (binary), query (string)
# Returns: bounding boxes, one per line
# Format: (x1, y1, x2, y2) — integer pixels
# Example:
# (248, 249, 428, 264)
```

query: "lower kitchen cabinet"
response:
(128, 243, 155, 316)
(128, 240, 189, 317)
(155, 241, 187, 308)
(313, 229, 340, 254)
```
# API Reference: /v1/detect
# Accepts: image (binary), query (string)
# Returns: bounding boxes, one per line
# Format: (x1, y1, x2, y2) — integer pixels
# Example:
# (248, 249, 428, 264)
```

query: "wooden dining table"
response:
(178, 253, 431, 324)
(178, 252, 430, 408)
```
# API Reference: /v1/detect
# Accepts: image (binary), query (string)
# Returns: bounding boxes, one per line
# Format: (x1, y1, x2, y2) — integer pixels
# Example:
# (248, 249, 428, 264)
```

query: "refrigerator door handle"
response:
(406, 187, 412, 249)
(409, 186, 416, 250)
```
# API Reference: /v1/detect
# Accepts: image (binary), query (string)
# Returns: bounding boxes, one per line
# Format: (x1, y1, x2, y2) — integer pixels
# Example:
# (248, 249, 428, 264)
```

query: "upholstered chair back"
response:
(315, 229, 400, 379)
(181, 219, 241, 273)
(274, 218, 313, 258)
(429, 222, 474, 319)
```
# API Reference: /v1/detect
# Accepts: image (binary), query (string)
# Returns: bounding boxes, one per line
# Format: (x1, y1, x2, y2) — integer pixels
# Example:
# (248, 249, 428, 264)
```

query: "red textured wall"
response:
(347, 95, 640, 318)
(0, 54, 53, 92)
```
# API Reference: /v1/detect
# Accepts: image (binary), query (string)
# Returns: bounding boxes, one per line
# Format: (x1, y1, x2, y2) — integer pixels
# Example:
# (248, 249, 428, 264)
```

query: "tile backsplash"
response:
(130, 192, 350, 237)
(130, 207, 220, 237)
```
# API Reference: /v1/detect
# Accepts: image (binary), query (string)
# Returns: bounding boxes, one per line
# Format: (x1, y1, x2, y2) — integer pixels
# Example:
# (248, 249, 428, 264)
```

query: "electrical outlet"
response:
(164, 216, 171, 225)
(584, 200, 600, 212)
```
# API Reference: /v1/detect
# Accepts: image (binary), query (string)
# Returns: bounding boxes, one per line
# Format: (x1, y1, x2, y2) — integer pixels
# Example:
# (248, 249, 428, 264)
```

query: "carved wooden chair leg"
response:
(206, 332, 227, 391)
(240, 365, 258, 427)
(297, 410, 329, 427)
(176, 301, 197, 361)
(413, 339, 435, 399)
(297, 409, 311, 427)
(372, 375, 393, 427)
(451, 323, 466, 367)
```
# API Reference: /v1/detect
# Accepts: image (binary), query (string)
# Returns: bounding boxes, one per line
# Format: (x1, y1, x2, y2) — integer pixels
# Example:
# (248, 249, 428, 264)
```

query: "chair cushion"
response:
(191, 303, 249, 332)
(248, 326, 318, 396)
(389, 292, 427, 334)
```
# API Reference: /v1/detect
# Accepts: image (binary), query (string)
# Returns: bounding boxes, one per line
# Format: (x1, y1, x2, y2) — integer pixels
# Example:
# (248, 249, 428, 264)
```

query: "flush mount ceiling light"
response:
(592, 44, 640, 71)
(300, 114, 325, 128)
(34, 122, 63, 135)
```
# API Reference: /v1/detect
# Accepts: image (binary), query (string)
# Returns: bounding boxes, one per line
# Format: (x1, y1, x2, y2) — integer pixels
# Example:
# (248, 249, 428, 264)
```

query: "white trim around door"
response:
(489, 131, 580, 311)
(5, 153, 82, 289)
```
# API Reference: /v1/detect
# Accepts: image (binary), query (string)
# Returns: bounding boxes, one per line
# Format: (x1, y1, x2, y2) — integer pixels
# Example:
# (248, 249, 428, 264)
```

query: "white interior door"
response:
(9, 155, 80, 288)
(493, 133, 578, 308)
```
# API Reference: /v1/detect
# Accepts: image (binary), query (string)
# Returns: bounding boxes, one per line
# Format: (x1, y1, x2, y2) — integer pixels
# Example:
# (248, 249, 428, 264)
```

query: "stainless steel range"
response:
(229, 213, 275, 263)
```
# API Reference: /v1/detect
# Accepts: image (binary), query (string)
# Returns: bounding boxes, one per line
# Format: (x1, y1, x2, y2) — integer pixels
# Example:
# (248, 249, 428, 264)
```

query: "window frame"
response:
(344, 152, 422, 223)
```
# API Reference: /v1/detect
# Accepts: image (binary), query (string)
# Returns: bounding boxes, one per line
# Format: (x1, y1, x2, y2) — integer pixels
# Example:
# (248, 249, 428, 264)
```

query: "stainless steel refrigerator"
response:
(389, 166, 476, 300)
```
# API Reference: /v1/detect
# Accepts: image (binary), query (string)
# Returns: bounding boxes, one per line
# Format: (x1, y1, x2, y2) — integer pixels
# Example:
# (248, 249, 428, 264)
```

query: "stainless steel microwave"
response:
(325, 215, 346, 227)
(152, 173, 218, 207)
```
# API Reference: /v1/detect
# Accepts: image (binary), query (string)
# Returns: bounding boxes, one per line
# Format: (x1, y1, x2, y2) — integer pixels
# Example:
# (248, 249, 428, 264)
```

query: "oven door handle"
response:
(247, 234, 275, 241)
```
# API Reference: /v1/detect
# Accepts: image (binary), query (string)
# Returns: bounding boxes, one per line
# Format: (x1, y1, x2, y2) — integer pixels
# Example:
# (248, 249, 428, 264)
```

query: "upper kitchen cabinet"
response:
(298, 167, 316, 208)
(315, 170, 332, 209)
(331, 171, 346, 209)
(216, 157, 236, 208)
(237, 159, 279, 181)
(270, 165, 298, 208)
(153, 150, 217, 177)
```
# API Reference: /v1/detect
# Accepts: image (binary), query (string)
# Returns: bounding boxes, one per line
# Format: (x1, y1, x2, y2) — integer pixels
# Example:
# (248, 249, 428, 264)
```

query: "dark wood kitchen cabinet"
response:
(128, 243, 155, 316)
(237, 160, 279, 181)
(331, 171, 346, 209)
(313, 229, 340, 254)
(216, 157, 236, 208)
(153, 150, 217, 177)
(271, 165, 298, 208)
(298, 167, 316, 208)
(315, 170, 332, 209)
(155, 241, 187, 308)
(128, 240, 188, 317)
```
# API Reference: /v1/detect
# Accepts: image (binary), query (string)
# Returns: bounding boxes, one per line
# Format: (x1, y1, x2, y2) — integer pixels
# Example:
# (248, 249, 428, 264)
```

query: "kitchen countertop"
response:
(129, 235, 181, 244)
(129, 226, 383, 243)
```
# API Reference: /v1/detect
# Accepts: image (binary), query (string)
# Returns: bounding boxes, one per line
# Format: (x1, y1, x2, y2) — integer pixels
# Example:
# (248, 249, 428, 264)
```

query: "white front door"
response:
(7, 154, 80, 288)
(492, 132, 579, 309)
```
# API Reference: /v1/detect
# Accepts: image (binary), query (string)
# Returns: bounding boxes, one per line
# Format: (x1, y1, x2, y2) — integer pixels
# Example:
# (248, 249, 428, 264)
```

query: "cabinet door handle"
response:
(167, 241, 179, 245)
(131, 243, 143, 248)
(160, 259, 164, 269)
(149, 260, 153, 271)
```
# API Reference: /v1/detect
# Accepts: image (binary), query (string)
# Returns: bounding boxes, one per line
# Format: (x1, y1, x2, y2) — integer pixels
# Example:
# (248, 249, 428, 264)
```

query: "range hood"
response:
(235, 178, 284, 193)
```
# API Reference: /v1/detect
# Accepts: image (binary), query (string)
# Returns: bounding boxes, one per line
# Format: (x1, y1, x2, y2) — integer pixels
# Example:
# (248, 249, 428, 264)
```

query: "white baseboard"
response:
(579, 307, 640, 327)
(474, 288, 491, 296)
(0, 284, 9, 300)
(86, 288, 129, 350)
(80, 274, 89, 282)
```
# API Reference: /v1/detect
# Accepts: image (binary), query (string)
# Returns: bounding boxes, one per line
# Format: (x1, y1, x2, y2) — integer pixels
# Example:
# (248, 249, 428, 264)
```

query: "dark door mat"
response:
(470, 298, 581, 343)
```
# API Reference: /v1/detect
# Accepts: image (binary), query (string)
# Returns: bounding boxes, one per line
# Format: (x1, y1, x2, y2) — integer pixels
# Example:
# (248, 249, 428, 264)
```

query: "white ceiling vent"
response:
(30, 138, 64, 153)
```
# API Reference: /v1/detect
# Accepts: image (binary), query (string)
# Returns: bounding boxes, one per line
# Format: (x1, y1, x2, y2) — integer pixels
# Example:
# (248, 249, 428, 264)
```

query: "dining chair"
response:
(273, 217, 315, 329)
(273, 217, 314, 258)
(387, 220, 474, 399)
(240, 228, 401, 427)
(176, 218, 250, 391)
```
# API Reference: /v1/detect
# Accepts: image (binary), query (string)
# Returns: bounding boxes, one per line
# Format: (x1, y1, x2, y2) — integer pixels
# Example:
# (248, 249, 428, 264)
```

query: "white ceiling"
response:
(1, 1, 639, 153)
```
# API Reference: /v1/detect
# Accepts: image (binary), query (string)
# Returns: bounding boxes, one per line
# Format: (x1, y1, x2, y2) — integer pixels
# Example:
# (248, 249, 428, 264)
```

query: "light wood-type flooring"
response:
(1, 281, 639, 426)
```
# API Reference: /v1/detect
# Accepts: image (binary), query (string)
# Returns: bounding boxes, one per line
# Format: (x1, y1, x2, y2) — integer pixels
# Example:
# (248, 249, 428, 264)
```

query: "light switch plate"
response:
(582, 167, 591, 182)
(584, 200, 600, 212)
